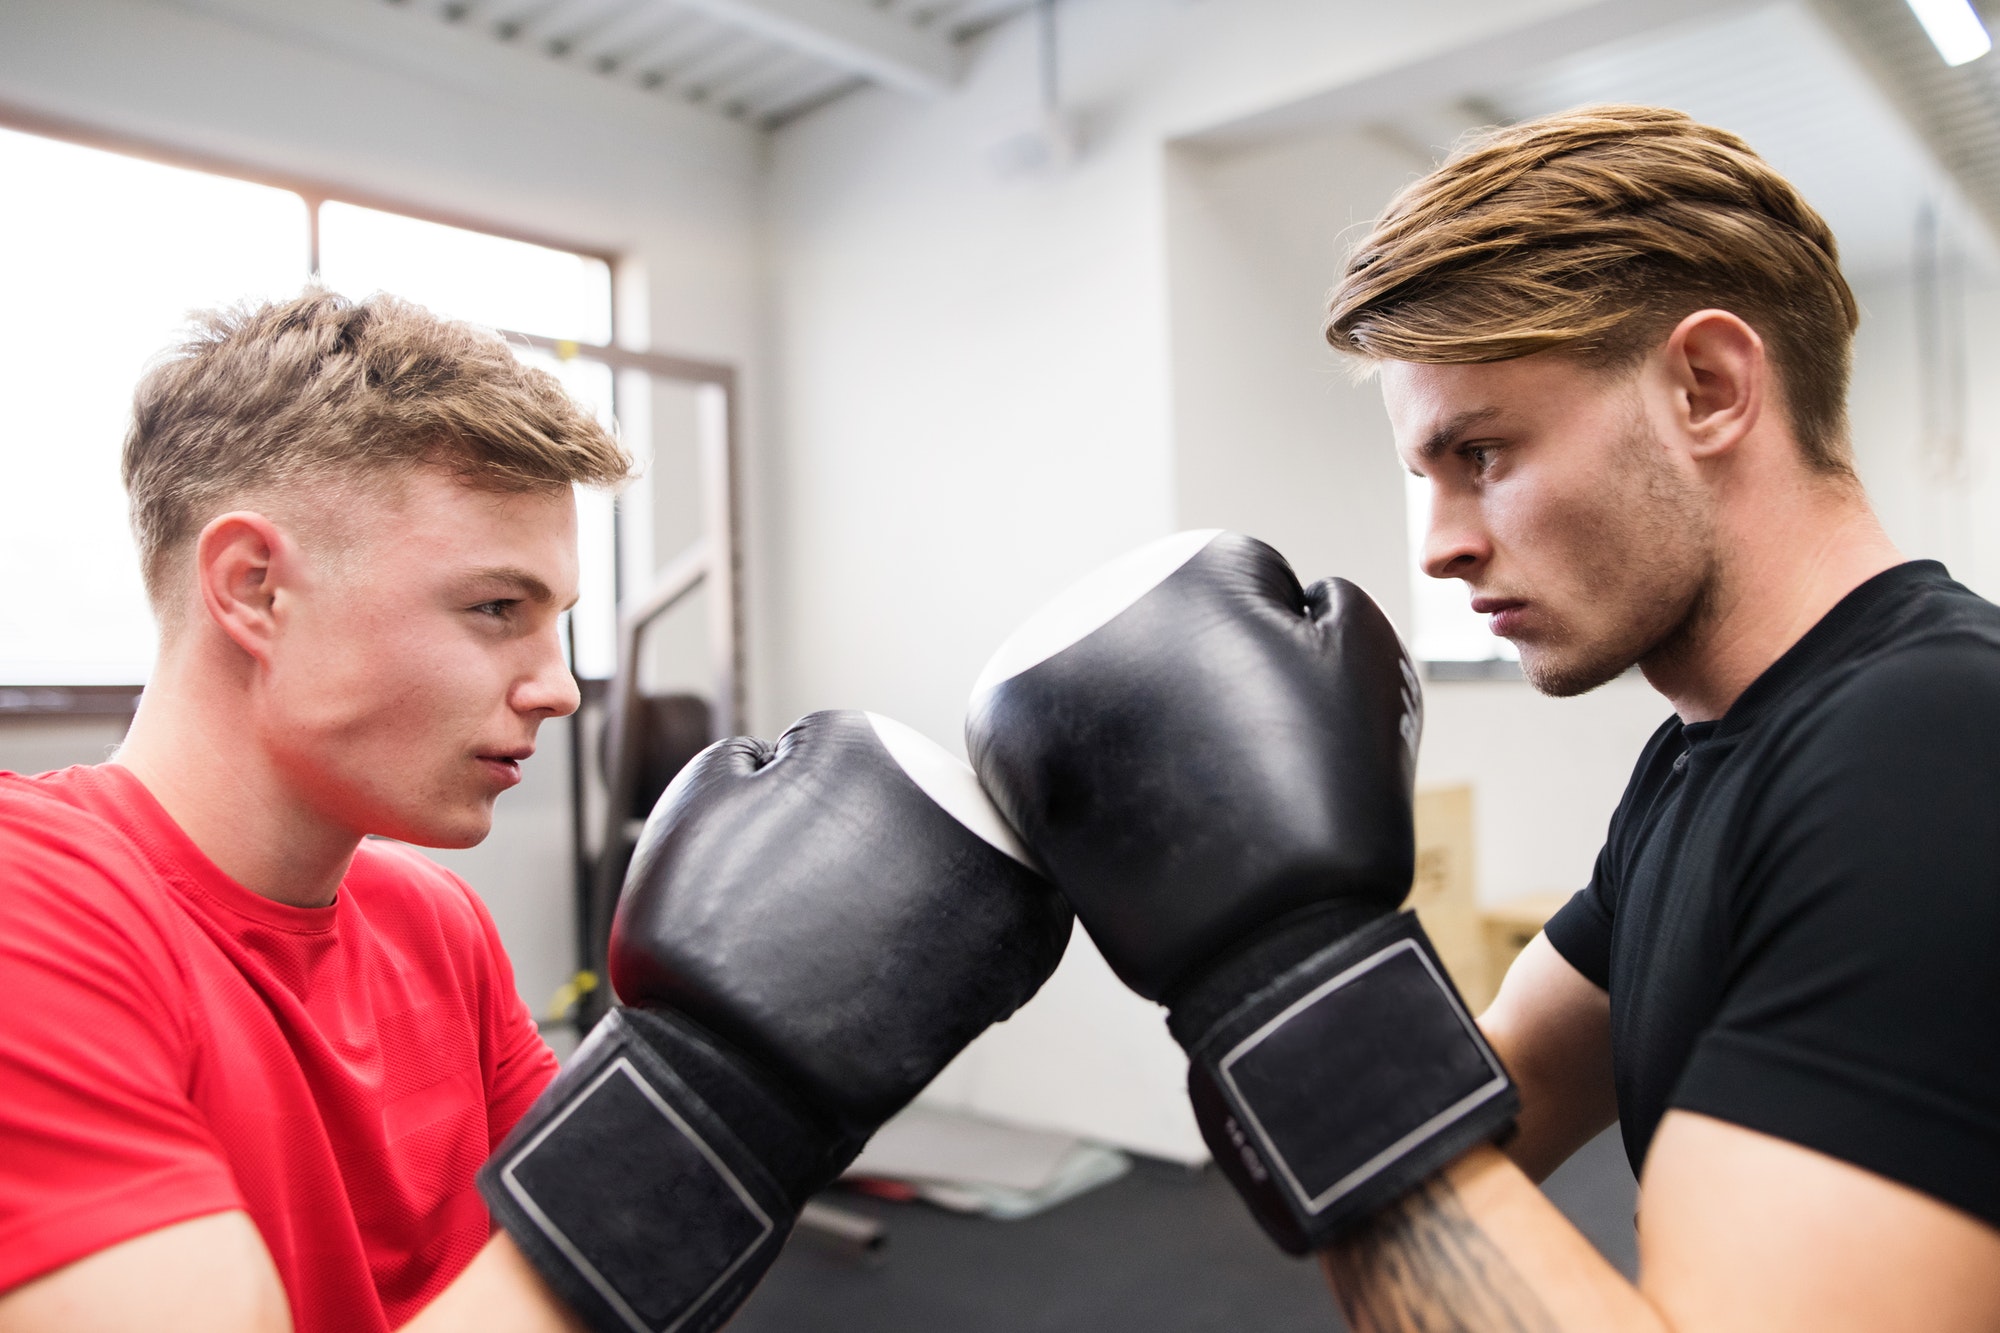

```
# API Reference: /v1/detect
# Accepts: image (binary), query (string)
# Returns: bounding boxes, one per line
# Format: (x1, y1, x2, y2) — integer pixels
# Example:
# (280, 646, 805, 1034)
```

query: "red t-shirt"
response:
(0, 764, 558, 1330)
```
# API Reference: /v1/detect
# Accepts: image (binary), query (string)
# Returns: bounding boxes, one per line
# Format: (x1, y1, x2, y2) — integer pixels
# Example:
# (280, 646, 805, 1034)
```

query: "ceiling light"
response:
(1905, 0, 1993, 66)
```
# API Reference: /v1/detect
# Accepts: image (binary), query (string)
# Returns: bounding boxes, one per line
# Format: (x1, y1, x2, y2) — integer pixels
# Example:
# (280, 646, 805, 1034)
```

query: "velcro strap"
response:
(1184, 911, 1517, 1253)
(478, 1009, 793, 1333)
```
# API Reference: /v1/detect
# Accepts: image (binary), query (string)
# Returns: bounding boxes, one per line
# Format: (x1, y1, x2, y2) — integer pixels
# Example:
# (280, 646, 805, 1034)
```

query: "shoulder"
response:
(1829, 566, 2000, 714)
(1746, 563, 2000, 771)
(1782, 625, 2000, 774)
(0, 770, 174, 936)
(0, 766, 118, 839)
(0, 772, 192, 1041)
(1728, 624, 2000, 923)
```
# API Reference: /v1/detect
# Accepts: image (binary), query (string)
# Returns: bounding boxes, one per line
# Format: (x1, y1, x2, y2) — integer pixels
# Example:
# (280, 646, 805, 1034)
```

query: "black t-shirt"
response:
(1543, 560, 2000, 1229)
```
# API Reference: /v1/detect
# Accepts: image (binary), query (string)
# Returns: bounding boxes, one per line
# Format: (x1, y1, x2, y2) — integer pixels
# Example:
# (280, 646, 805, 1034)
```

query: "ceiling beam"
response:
(668, 0, 956, 98)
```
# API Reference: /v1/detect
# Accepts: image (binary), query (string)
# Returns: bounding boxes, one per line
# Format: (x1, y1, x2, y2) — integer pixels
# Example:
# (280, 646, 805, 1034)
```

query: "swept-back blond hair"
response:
(1326, 104, 1860, 472)
(124, 287, 633, 618)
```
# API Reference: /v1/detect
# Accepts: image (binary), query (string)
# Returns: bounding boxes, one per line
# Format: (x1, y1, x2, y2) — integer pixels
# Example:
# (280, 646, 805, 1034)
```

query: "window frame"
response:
(0, 100, 618, 274)
(0, 101, 740, 718)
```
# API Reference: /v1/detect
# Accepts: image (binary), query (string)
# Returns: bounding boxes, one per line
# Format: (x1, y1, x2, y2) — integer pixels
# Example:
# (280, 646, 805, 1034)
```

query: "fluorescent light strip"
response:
(1906, 0, 1993, 67)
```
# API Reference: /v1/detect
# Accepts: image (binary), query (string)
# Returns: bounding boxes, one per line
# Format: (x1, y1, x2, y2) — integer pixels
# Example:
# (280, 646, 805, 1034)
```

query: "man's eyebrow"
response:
(1416, 407, 1503, 463)
(463, 566, 559, 606)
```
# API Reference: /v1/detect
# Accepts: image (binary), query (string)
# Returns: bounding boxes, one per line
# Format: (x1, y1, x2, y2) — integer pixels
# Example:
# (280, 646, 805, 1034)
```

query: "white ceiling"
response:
(388, 0, 1032, 127)
(1483, 1, 1994, 278)
(217, 0, 2000, 274)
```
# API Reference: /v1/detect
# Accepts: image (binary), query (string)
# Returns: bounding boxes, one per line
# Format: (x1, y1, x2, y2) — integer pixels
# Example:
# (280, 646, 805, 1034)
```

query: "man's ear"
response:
(194, 511, 293, 662)
(1660, 309, 1765, 460)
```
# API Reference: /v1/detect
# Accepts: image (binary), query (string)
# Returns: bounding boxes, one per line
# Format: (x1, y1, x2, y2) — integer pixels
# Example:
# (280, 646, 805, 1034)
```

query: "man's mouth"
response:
(476, 748, 533, 787)
(1470, 597, 1528, 638)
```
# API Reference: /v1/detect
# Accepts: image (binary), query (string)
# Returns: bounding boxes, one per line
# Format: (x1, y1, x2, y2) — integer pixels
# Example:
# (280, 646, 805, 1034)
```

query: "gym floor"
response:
(732, 1128, 1637, 1332)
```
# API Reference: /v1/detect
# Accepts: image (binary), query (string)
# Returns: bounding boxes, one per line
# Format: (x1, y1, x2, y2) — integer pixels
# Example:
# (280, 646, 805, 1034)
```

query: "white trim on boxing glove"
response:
(970, 529, 1222, 697)
(864, 712, 1035, 866)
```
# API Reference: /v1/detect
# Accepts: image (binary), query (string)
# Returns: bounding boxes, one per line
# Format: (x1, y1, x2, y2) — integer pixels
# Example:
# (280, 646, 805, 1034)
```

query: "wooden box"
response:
(1409, 785, 1488, 1008)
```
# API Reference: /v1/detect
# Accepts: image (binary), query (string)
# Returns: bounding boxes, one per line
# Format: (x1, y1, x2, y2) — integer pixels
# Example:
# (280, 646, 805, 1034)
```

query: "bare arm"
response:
(1321, 1114, 2000, 1332)
(0, 1213, 581, 1333)
(0, 1212, 291, 1333)
(401, 1234, 585, 1333)
(1476, 932, 1618, 1183)
(1327, 933, 2000, 1330)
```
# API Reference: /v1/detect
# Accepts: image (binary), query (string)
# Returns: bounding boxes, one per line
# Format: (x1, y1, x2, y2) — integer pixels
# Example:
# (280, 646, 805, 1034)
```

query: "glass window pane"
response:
(516, 350, 620, 681)
(1405, 473, 1518, 664)
(317, 202, 612, 344)
(0, 128, 310, 684)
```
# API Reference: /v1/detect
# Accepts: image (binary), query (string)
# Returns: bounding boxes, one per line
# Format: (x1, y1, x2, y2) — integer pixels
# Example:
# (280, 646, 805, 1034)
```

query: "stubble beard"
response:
(1518, 418, 1720, 699)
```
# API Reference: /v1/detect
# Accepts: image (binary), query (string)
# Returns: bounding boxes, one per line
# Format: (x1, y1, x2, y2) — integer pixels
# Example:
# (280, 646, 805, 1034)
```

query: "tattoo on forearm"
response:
(1321, 1176, 1558, 1333)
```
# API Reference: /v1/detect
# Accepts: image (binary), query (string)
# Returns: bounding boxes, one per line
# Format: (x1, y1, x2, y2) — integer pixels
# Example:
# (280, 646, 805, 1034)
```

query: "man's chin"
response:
(375, 807, 495, 850)
(422, 826, 492, 851)
(1516, 641, 1634, 698)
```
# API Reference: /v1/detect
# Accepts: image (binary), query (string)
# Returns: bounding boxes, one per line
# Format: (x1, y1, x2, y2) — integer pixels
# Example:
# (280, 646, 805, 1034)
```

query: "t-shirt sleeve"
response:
(1671, 641, 2000, 1229)
(0, 807, 243, 1292)
(1542, 854, 1615, 991)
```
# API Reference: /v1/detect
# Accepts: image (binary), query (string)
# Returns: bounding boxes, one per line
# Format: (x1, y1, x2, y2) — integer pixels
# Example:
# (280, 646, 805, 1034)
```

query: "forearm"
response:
(1321, 1146, 1662, 1333)
(400, 1235, 584, 1333)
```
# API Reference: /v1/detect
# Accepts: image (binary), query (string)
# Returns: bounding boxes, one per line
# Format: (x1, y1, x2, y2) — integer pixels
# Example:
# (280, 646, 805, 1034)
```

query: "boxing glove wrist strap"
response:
(1174, 911, 1518, 1255)
(478, 1007, 840, 1333)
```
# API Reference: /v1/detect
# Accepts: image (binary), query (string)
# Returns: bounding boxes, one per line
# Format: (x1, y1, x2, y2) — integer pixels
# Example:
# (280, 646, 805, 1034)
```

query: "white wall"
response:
(760, 0, 1636, 742)
(1166, 127, 1420, 631)
(1419, 677, 1669, 903)
(1848, 271, 2000, 600)
(0, 718, 133, 778)
(0, 0, 766, 1028)
(761, 0, 1642, 1162)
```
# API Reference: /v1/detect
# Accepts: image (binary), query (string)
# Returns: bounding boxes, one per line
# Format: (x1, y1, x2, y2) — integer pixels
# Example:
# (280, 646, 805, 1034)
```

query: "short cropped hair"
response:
(1325, 104, 1860, 472)
(123, 287, 633, 615)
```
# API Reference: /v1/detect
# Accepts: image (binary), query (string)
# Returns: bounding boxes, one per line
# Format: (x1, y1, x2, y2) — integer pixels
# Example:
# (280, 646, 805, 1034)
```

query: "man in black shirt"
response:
(1544, 560, 2000, 1225)
(1296, 104, 2000, 1329)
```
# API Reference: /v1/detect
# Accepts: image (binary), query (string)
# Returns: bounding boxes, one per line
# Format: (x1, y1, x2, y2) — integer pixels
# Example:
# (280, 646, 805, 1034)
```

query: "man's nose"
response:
(516, 623, 582, 720)
(1420, 488, 1489, 581)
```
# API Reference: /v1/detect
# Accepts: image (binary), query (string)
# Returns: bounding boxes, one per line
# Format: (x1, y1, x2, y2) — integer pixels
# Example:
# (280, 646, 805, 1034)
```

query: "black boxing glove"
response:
(966, 530, 1515, 1254)
(479, 710, 1071, 1333)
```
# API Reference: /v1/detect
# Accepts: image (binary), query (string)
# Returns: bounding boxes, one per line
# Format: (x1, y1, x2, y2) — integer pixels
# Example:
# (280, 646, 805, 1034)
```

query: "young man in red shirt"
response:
(0, 288, 1076, 1333)
(0, 290, 629, 1332)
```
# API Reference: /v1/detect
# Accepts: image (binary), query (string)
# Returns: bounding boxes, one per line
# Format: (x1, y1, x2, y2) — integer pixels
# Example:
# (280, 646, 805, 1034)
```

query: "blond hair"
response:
(1326, 105, 1860, 471)
(124, 288, 633, 615)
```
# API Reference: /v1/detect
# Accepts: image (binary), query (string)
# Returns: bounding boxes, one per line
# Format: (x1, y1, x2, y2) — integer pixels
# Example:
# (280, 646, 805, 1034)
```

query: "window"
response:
(316, 203, 611, 345)
(0, 124, 619, 685)
(314, 202, 619, 679)
(1404, 472, 1518, 666)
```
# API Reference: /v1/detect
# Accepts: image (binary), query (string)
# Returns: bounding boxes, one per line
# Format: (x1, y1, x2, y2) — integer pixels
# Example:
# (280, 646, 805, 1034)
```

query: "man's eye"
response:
(1464, 444, 1497, 470)
(473, 600, 516, 619)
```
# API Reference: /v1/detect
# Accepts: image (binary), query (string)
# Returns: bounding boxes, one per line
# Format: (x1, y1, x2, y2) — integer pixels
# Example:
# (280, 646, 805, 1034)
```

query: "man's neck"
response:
(116, 642, 359, 909)
(1642, 474, 1904, 724)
